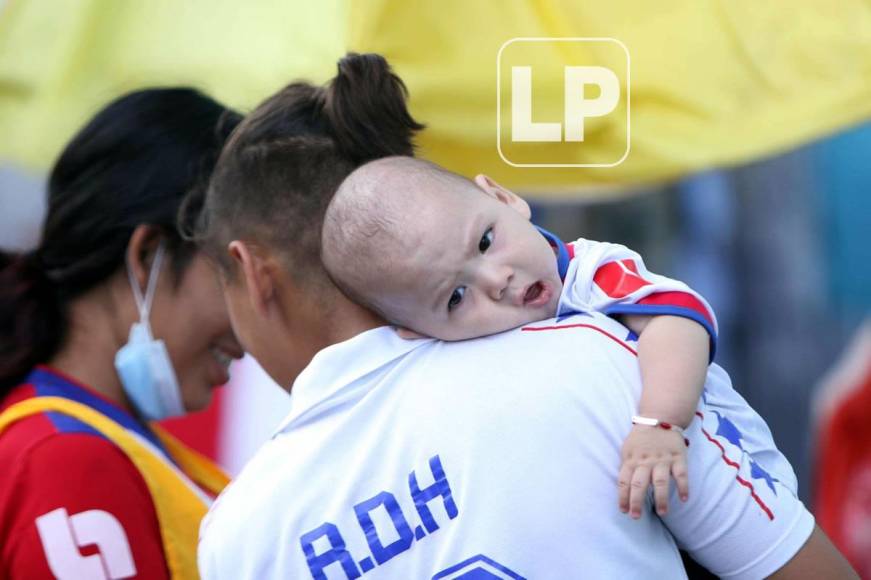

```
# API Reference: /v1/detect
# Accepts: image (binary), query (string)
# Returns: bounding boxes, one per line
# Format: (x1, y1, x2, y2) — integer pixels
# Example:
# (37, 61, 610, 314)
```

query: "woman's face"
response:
(148, 250, 244, 412)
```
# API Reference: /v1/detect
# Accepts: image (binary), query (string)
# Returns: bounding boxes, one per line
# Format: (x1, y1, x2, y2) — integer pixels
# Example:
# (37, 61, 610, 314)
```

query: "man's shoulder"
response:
(502, 312, 639, 355)
(429, 313, 640, 387)
(199, 435, 298, 575)
(387, 313, 644, 431)
(201, 436, 290, 528)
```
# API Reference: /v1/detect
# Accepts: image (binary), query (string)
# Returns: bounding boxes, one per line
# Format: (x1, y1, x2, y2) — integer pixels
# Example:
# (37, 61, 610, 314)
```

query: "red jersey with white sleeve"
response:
(0, 366, 171, 580)
(558, 236, 719, 359)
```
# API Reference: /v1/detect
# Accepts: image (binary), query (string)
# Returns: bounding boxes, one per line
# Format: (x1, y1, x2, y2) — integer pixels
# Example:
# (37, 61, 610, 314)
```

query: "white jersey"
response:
(558, 236, 798, 492)
(199, 313, 813, 579)
(554, 235, 718, 353)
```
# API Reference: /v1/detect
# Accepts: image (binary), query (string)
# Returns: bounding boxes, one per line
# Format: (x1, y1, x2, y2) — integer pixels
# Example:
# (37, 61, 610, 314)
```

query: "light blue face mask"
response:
(114, 241, 185, 421)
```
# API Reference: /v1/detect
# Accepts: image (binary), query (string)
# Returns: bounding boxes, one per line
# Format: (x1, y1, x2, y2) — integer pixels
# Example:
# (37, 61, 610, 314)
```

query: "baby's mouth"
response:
(522, 281, 551, 307)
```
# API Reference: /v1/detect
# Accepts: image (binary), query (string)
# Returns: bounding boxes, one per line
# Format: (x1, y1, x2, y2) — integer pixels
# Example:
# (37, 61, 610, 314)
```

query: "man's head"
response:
(200, 133, 358, 381)
(322, 157, 563, 341)
(189, 53, 424, 386)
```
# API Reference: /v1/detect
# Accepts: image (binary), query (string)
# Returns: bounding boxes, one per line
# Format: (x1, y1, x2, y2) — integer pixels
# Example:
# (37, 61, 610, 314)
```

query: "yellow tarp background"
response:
(2, 0, 871, 197)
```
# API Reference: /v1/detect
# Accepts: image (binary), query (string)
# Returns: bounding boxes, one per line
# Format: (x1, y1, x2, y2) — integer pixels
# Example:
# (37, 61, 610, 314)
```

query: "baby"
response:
(321, 156, 716, 519)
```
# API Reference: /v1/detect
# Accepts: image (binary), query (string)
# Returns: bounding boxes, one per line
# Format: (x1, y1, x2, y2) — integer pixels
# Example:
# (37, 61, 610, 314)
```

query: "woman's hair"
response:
(0, 88, 242, 393)
(189, 53, 425, 286)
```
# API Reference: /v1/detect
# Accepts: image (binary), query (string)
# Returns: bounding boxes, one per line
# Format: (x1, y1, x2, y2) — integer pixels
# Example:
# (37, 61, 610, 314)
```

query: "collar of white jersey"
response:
(274, 325, 433, 435)
(535, 225, 573, 281)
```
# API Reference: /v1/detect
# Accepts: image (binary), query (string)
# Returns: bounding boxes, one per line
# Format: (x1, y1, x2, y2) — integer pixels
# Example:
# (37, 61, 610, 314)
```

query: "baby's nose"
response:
(482, 265, 513, 300)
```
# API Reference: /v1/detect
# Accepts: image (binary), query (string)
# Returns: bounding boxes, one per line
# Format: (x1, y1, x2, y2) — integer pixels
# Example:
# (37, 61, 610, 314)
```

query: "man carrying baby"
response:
(197, 108, 853, 578)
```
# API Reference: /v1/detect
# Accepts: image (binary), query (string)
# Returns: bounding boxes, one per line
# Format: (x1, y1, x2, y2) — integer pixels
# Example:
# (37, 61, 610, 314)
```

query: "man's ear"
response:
(473, 174, 531, 219)
(227, 240, 275, 317)
(126, 224, 163, 294)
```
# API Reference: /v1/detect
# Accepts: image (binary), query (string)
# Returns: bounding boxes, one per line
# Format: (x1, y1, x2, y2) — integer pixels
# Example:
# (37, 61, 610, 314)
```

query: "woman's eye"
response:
(448, 287, 466, 311)
(478, 228, 494, 253)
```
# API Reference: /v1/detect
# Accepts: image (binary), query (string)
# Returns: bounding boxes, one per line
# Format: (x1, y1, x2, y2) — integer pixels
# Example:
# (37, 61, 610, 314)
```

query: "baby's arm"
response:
(627, 313, 709, 428)
(617, 313, 709, 519)
(562, 238, 718, 519)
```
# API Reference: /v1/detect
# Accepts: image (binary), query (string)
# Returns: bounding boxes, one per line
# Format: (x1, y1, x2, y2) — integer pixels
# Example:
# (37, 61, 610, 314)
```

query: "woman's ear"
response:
(125, 225, 163, 294)
(473, 174, 532, 219)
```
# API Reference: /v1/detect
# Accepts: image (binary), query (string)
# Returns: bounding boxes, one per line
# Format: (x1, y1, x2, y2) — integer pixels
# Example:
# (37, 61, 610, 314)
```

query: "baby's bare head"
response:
(324, 156, 563, 340)
(321, 156, 478, 323)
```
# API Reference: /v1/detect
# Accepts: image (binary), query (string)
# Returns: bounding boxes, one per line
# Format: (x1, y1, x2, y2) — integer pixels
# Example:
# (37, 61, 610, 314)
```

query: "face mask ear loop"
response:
(126, 241, 166, 337)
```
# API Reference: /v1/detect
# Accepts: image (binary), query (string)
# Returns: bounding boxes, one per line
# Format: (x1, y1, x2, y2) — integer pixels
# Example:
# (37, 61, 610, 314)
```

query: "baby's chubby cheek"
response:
(546, 278, 564, 313)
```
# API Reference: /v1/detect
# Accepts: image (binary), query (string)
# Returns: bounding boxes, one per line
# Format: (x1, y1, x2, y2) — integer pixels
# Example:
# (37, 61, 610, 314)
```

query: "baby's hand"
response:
(618, 424, 689, 519)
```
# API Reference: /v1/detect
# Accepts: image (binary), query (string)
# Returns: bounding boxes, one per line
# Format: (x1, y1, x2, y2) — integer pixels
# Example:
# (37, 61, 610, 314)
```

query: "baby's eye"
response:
(448, 286, 466, 311)
(479, 228, 494, 253)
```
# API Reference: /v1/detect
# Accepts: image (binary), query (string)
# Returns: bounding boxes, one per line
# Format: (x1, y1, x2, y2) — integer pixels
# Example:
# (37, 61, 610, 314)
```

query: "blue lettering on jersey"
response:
(301, 454, 458, 579)
(410, 455, 459, 533)
(300, 523, 362, 580)
(354, 491, 415, 564)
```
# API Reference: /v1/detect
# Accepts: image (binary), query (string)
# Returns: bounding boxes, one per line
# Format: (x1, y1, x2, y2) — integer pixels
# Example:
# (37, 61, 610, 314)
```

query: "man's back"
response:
(199, 314, 812, 579)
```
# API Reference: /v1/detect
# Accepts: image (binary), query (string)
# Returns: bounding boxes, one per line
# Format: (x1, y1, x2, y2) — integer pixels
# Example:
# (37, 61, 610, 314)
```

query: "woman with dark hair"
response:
(0, 88, 244, 579)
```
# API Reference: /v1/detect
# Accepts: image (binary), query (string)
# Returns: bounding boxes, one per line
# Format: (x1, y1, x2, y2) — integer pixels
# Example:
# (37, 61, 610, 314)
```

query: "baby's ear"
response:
(473, 174, 531, 219)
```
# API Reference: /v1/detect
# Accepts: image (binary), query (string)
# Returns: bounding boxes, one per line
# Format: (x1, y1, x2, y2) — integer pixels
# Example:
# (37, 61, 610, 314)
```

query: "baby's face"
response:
(380, 184, 563, 341)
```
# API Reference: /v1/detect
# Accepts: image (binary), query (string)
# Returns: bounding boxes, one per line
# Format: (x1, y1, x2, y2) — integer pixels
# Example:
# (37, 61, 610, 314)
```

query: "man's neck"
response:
(325, 297, 386, 345)
(267, 283, 386, 390)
